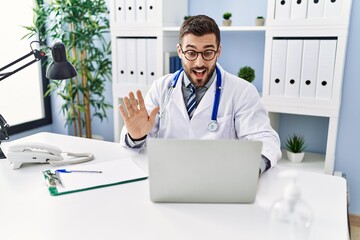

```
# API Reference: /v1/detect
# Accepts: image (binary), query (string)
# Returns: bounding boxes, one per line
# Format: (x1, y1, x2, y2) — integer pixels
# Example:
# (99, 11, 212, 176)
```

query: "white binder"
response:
(136, 38, 148, 86)
(125, 38, 138, 84)
(324, 0, 342, 18)
(315, 39, 337, 100)
(269, 39, 287, 96)
(290, 0, 308, 19)
(125, 0, 136, 23)
(146, 38, 157, 84)
(274, 0, 292, 19)
(284, 39, 303, 97)
(299, 39, 320, 98)
(135, 0, 146, 23)
(115, 0, 126, 24)
(146, 0, 157, 23)
(307, 0, 325, 18)
(116, 38, 128, 84)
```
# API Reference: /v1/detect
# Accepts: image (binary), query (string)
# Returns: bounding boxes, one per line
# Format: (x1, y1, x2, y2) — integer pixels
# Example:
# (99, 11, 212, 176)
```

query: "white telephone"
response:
(6, 142, 94, 170)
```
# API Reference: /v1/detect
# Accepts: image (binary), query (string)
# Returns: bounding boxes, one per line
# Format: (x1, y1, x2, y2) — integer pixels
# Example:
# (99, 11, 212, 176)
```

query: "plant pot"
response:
(255, 18, 265, 26)
(222, 19, 232, 26)
(286, 151, 305, 163)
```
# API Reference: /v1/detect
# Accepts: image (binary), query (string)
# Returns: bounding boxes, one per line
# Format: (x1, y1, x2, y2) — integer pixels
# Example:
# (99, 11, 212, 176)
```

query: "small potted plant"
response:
(223, 12, 232, 26)
(238, 66, 255, 83)
(285, 134, 306, 163)
(184, 15, 191, 21)
(255, 16, 265, 26)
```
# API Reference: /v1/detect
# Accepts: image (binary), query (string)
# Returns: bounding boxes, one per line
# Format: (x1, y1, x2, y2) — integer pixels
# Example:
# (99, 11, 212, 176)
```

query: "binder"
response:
(269, 39, 287, 96)
(307, 0, 325, 18)
(146, 38, 157, 84)
(315, 39, 337, 100)
(135, 0, 146, 22)
(116, 38, 128, 84)
(136, 38, 148, 85)
(126, 38, 138, 83)
(284, 39, 303, 97)
(125, 0, 136, 23)
(274, 0, 292, 20)
(324, 0, 342, 18)
(290, 0, 308, 19)
(300, 39, 320, 98)
(42, 158, 148, 196)
(115, 0, 126, 23)
(146, 0, 157, 23)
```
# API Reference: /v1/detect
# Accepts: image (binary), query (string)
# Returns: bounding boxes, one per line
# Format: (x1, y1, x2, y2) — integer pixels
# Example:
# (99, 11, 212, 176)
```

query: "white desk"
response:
(0, 132, 348, 240)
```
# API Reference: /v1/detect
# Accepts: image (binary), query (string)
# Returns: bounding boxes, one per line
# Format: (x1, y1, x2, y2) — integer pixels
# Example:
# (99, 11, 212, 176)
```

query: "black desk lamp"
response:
(0, 41, 77, 158)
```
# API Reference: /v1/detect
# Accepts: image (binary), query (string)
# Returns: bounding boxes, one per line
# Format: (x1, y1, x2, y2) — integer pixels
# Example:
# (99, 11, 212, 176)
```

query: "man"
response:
(119, 15, 281, 174)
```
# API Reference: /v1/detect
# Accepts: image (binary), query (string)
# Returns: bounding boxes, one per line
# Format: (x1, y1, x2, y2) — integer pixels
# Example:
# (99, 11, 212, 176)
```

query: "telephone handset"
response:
(6, 142, 94, 169)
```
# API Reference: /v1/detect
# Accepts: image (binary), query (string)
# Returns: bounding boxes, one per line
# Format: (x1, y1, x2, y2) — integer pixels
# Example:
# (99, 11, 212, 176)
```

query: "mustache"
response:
(191, 67, 208, 71)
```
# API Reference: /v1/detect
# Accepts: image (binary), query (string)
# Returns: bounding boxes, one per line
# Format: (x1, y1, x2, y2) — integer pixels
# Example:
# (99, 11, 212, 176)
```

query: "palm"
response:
(119, 90, 159, 139)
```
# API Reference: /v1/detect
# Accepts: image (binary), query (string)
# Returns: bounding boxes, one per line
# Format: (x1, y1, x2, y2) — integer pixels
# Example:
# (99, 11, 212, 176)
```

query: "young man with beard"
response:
(118, 15, 281, 174)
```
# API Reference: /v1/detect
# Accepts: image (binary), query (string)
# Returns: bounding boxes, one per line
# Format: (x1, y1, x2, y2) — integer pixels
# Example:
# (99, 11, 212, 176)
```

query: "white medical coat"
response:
(121, 64, 281, 167)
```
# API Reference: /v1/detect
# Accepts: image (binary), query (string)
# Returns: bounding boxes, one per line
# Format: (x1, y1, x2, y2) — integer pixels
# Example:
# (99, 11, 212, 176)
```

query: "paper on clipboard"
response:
(43, 158, 148, 196)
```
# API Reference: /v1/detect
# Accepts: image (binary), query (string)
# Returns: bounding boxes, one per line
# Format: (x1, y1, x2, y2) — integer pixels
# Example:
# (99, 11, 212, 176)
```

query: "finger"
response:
(149, 106, 160, 124)
(129, 92, 139, 112)
(123, 96, 134, 117)
(136, 90, 145, 108)
(118, 104, 129, 121)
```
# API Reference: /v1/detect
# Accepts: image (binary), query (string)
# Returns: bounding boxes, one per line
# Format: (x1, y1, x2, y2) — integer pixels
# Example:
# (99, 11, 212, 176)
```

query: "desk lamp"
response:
(0, 41, 77, 158)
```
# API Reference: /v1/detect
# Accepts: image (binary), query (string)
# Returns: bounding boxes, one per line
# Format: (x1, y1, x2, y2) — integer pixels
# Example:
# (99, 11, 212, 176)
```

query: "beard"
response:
(182, 62, 217, 88)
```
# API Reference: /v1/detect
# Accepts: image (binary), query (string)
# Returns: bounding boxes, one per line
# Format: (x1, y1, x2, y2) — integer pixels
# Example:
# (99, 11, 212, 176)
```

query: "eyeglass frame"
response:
(179, 44, 219, 61)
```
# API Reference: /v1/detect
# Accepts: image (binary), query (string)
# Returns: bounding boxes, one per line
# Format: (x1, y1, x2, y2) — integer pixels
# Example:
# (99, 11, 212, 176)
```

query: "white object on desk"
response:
(0, 132, 348, 240)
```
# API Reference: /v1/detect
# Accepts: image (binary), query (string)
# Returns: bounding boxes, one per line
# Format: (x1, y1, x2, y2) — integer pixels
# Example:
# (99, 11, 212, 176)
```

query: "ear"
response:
(176, 44, 182, 59)
(216, 44, 222, 58)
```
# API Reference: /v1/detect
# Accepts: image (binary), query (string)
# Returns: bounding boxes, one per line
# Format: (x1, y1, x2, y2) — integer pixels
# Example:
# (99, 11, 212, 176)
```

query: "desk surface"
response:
(0, 132, 347, 240)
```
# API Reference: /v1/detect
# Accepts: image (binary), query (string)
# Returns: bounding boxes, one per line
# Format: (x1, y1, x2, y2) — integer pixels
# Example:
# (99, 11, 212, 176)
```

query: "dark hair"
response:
(179, 15, 221, 46)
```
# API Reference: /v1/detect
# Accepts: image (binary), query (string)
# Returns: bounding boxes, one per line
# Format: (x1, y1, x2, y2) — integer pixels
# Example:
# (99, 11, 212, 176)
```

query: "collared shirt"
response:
(181, 71, 216, 107)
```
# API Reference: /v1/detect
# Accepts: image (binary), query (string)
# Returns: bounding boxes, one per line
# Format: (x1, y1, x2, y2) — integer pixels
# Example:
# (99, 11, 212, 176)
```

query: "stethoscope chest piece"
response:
(208, 120, 218, 132)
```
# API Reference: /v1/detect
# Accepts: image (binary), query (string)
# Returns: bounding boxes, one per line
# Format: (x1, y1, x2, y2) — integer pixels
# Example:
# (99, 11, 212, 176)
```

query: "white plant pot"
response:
(286, 151, 305, 163)
(255, 18, 265, 26)
(222, 19, 232, 26)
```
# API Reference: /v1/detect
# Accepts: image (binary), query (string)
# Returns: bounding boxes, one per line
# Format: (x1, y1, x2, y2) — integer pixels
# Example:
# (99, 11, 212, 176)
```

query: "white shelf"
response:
(162, 26, 266, 32)
(277, 150, 325, 174)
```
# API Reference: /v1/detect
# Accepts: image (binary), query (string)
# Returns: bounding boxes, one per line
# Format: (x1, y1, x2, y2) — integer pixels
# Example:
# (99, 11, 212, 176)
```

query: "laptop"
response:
(147, 139, 262, 203)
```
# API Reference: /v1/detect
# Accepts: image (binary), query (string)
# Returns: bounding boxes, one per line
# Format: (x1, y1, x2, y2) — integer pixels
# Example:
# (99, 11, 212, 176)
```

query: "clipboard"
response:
(42, 158, 148, 196)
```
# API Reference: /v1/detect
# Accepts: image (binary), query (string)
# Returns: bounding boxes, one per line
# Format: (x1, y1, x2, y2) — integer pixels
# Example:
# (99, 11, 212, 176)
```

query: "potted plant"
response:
(255, 16, 265, 26)
(223, 12, 232, 26)
(238, 66, 255, 83)
(23, 0, 112, 139)
(285, 134, 306, 163)
(184, 15, 191, 21)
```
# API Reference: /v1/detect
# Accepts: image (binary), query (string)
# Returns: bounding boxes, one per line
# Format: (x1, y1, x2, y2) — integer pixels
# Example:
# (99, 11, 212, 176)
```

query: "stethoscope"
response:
(159, 65, 222, 132)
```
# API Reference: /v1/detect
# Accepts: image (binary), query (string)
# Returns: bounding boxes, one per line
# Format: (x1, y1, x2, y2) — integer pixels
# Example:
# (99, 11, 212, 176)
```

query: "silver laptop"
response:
(147, 139, 262, 203)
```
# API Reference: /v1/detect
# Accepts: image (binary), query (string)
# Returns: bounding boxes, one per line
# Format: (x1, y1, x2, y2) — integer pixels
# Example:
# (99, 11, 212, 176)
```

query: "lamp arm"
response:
(0, 49, 46, 81)
(0, 114, 9, 141)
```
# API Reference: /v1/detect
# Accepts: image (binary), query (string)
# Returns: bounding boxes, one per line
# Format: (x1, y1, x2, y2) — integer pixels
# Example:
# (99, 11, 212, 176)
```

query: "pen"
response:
(55, 169, 102, 173)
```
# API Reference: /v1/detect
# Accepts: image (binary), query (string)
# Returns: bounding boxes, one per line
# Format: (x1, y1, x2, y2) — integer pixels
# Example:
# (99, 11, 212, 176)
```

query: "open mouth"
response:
(193, 68, 206, 78)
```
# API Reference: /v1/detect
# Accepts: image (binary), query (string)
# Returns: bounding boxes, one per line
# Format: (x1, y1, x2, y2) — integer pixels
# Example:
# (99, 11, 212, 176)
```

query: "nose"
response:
(194, 53, 205, 66)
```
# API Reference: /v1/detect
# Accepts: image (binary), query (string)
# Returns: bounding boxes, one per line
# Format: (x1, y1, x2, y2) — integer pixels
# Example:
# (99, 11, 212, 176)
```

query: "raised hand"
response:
(118, 90, 159, 140)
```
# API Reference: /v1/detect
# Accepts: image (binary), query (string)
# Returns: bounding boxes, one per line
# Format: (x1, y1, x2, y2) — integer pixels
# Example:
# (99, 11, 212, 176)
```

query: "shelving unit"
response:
(109, 0, 188, 142)
(262, 0, 353, 174)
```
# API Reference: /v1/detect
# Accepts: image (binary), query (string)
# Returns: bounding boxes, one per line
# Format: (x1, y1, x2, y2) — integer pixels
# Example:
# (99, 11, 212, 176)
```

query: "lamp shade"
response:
(46, 42, 77, 80)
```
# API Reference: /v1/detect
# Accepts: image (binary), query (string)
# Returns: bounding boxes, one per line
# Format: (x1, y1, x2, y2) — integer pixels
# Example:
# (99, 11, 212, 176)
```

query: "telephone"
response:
(6, 142, 94, 170)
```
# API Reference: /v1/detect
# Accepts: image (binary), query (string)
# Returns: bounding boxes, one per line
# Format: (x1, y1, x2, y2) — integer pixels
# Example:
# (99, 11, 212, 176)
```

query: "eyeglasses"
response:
(179, 45, 218, 61)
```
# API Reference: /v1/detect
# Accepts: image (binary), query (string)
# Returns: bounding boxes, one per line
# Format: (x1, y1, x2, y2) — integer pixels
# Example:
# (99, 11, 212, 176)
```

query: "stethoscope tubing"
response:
(159, 66, 222, 132)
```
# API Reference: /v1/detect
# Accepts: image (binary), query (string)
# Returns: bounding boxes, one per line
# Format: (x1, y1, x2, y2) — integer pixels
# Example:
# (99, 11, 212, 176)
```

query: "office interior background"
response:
(3, 1, 360, 215)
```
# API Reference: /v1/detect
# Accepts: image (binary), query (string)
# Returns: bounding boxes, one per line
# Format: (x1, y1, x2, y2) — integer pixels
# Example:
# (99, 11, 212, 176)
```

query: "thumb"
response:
(149, 106, 160, 122)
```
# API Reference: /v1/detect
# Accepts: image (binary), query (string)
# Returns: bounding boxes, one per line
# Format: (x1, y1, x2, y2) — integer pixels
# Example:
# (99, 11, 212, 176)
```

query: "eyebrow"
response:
(185, 44, 217, 50)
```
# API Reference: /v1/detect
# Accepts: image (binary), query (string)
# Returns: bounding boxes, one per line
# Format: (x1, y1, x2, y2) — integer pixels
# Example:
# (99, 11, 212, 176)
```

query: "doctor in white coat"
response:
(119, 15, 281, 174)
